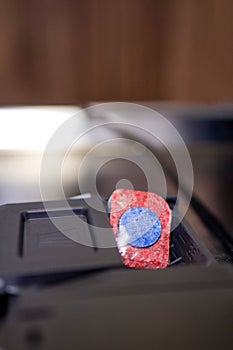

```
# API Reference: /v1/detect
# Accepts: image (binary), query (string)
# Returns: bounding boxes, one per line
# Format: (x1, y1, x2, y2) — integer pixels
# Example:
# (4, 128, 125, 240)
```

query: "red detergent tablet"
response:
(109, 189, 172, 269)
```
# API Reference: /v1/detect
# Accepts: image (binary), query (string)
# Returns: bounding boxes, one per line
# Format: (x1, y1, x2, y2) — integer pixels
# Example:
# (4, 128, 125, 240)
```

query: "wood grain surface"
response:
(0, 0, 232, 103)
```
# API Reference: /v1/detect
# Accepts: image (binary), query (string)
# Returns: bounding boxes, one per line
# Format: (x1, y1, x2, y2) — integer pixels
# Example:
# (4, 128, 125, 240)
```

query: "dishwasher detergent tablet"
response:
(109, 189, 172, 269)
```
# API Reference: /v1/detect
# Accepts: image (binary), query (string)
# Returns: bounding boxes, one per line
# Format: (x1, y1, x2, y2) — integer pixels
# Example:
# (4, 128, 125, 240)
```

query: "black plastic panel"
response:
(0, 198, 123, 281)
(0, 265, 233, 350)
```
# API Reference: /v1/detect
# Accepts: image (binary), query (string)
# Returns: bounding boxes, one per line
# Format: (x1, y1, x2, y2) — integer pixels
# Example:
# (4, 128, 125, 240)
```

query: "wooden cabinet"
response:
(0, 0, 232, 103)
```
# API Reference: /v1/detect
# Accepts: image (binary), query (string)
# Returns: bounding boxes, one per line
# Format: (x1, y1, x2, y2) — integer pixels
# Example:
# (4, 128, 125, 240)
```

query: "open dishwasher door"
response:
(0, 103, 233, 350)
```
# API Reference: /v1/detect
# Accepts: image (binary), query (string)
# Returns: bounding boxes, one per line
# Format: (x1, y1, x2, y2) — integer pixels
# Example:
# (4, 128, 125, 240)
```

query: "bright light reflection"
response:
(0, 106, 85, 151)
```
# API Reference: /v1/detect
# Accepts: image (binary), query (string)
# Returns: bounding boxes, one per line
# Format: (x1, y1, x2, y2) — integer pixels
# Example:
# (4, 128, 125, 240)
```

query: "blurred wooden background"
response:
(0, 0, 232, 104)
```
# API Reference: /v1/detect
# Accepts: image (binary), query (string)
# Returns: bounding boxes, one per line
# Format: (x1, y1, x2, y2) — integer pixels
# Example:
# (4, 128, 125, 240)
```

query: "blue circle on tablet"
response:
(119, 206, 161, 248)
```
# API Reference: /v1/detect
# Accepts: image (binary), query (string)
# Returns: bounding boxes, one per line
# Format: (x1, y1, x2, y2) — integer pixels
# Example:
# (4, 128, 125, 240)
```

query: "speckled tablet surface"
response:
(109, 189, 172, 269)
